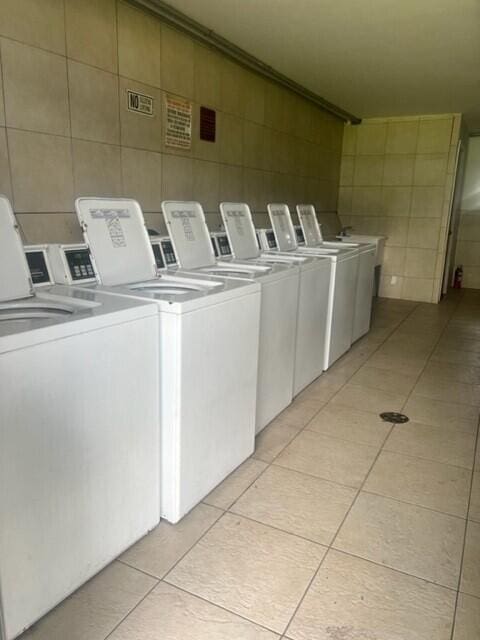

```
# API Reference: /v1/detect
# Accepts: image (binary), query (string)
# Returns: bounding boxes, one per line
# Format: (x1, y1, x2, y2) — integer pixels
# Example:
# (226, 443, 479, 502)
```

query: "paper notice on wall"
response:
(165, 95, 192, 149)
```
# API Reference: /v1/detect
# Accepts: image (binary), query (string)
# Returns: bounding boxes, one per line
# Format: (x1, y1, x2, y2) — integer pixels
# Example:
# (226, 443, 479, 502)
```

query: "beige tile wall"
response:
(0, 0, 343, 243)
(338, 115, 461, 303)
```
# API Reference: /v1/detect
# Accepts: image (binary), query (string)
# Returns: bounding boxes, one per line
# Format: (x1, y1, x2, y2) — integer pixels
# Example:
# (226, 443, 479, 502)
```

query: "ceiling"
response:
(164, 0, 480, 131)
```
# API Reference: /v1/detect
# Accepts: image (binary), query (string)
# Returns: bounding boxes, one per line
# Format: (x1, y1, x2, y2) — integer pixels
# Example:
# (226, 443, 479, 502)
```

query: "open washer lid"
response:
(161, 201, 217, 270)
(296, 204, 322, 247)
(220, 202, 261, 260)
(75, 197, 157, 286)
(267, 203, 298, 252)
(0, 195, 34, 302)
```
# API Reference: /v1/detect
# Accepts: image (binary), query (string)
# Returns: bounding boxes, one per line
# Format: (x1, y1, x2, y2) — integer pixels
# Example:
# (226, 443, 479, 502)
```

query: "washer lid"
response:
(220, 202, 260, 260)
(0, 195, 34, 302)
(162, 201, 216, 269)
(267, 203, 298, 252)
(296, 204, 322, 246)
(75, 197, 157, 286)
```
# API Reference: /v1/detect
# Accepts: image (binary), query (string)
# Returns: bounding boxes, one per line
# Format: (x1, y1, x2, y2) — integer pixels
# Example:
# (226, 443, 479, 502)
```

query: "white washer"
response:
(297, 204, 376, 341)
(0, 196, 160, 640)
(218, 202, 331, 395)
(73, 197, 261, 524)
(267, 203, 360, 369)
(161, 201, 299, 431)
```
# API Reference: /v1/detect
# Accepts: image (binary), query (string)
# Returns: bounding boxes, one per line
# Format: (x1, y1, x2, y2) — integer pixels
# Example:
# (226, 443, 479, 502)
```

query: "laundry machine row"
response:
(0, 196, 160, 640)
(296, 203, 376, 342)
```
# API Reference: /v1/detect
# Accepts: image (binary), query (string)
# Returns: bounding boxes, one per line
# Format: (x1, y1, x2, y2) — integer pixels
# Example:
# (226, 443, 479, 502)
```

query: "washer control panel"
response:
(266, 230, 277, 249)
(151, 240, 165, 270)
(64, 248, 95, 281)
(211, 232, 232, 257)
(47, 244, 97, 285)
(295, 225, 305, 245)
(217, 233, 232, 256)
(24, 245, 53, 286)
(160, 238, 177, 266)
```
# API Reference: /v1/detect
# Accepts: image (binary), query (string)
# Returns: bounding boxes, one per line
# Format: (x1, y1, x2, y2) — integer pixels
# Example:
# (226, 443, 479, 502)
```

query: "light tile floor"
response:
(19, 290, 480, 639)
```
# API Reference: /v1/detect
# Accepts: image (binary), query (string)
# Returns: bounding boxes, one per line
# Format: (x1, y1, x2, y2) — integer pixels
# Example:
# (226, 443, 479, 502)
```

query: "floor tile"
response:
(334, 492, 465, 588)
(431, 347, 480, 368)
(287, 550, 456, 640)
(271, 396, 324, 429)
(470, 473, 480, 522)
(275, 429, 378, 488)
(108, 582, 279, 640)
(330, 383, 407, 414)
(295, 377, 343, 406)
(367, 351, 427, 375)
(414, 375, 480, 407)
(364, 451, 471, 517)
(423, 360, 480, 384)
(204, 458, 268, 510)
(120, 503, 222, 578)
(349, 365, 418, 395)
(438, 337, 480, 354)
(375, 340, 433, 360)
(404, 395, 479, 433)
(384, 422, 476, 469)
(306, 404, 391, 447)
(232, 465, 356, 544)
(460, 520, 480, 597)
(253, 422, 299, 463)
(166, 513, 326, 633)
(453, 593, 480, 640)
(19, 562, 157, 640)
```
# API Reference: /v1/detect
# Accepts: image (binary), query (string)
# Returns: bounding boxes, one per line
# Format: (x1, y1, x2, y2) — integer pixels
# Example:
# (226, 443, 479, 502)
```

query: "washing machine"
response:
(0, 196, 160, 640)
(266, 203, 361, 369)
(69, 197, 261, 524)
(296, 204, 376, 341)
(335, 231, 386, 297)
(161, 201, 300, 431)
(218, 202, 331, 395)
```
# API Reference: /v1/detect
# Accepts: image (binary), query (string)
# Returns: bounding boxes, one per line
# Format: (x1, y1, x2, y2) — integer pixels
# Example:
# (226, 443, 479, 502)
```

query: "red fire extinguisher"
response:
(453, 265, 463, 289)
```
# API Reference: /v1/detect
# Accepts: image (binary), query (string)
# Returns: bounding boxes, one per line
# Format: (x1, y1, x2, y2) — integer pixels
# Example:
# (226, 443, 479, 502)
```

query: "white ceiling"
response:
(165, 0, 480, 131)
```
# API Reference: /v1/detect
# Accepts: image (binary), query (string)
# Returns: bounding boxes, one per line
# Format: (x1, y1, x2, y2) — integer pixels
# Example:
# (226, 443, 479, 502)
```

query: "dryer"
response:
(0, 196, 160, 640)
(218, 202, 331, 395)
(266, 204, 360, 369)
(71, 197, 261, 524)
(296, 204, 376, 341)
(161, 201, 299, 431)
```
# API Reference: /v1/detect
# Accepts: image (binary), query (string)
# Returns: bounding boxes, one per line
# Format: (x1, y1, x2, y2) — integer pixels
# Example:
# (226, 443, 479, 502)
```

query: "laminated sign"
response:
(165, 95, 192, 149)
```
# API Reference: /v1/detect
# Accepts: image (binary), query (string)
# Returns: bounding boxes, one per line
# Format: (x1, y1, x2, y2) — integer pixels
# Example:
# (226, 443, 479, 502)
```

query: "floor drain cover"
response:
(380, 412, 410, 424)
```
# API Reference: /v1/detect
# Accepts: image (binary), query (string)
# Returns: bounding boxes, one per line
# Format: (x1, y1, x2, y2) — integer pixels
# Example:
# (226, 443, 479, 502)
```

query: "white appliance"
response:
(0, 196, 160, 640)
(335, 232, 386, 297)
(218, 202, 331, 395)
(161, 201, 299, 432)
(296, 204, 376, 341)
(72, 197, 261, 524)
(267, 203, 360, 369)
